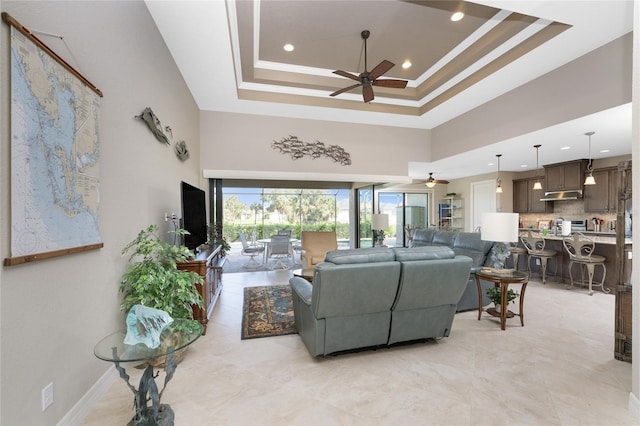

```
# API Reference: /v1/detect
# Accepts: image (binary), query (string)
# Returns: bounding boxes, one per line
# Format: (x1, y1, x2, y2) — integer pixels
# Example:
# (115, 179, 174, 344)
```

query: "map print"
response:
(10, 26, 101, 257)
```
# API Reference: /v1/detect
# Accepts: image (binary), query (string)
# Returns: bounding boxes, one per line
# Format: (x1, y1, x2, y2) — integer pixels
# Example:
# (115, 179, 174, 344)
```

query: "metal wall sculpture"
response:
(271, 135, 351, 166)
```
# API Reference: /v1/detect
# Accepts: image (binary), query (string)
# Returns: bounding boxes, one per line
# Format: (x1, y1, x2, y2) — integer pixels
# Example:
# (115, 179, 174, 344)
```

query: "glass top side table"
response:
(475, 268, 528, 331)
(94, 319, 203, 426)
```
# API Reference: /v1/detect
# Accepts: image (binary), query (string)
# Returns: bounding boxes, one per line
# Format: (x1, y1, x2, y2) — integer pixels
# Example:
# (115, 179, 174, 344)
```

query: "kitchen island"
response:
(513, 230, 632, 293)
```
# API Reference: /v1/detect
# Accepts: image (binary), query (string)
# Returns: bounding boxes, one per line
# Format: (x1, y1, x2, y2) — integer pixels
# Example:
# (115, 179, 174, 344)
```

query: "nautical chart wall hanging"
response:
(3, 13, 104, 266)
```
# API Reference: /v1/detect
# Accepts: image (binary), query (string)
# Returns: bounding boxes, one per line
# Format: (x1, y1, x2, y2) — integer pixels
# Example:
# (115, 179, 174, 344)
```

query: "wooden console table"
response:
(177, 245, 224, 335)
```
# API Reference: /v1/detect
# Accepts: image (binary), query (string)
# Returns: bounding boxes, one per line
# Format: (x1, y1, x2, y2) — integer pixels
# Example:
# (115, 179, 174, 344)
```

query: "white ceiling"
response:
(146, 0, 633, 182)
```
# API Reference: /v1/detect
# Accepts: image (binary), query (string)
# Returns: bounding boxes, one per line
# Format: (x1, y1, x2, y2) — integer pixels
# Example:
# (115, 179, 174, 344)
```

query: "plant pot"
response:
(495, 303, 502, 313)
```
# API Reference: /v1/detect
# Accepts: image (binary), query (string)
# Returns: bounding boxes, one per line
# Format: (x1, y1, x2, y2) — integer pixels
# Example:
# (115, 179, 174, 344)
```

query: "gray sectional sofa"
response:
(409, 229, 509, 311)
(289, 246, 472, 357)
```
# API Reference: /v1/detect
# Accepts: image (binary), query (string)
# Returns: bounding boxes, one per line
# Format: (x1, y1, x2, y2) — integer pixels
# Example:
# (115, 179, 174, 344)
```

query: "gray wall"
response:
(0, 2, 200, 424)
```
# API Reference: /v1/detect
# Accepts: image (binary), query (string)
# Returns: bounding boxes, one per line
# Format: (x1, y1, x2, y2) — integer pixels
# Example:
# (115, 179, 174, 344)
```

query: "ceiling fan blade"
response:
(373, 79, 408, 89)
(368, 60, 395, 80)
(363, 85, 374, 103)
(329, 83, 362, 97)
(333, 70, 361, 82)
(434, 179, 450, 184)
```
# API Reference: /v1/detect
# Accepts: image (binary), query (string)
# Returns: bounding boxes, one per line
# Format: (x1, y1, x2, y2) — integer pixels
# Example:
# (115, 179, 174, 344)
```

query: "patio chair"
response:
(277, 229, 292, 238)
(266, 235, 293, 270)
(239, 232, 265, 269)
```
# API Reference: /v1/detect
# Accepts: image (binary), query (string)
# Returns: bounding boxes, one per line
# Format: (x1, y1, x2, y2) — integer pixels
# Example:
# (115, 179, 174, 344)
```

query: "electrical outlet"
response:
(42, 382, 53, 411)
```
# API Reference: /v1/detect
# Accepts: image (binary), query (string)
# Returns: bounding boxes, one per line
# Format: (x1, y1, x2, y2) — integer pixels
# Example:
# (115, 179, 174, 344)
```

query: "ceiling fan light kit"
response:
(330, 30, 408, 103)
(424, 172, 449, 188)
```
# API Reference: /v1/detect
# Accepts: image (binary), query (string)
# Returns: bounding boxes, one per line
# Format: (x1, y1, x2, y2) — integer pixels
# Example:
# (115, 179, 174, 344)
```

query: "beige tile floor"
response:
(83, 270, 634, 426)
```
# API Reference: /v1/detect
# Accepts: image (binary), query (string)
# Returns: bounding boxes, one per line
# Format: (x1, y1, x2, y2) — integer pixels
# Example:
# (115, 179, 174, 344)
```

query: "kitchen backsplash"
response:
(519, 200, 617, 232)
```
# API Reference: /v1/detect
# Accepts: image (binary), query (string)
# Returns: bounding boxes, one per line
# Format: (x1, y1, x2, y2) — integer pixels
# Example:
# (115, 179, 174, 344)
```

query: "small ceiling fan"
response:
(330, 30, 408, 103)
(424, 172, 450, 188)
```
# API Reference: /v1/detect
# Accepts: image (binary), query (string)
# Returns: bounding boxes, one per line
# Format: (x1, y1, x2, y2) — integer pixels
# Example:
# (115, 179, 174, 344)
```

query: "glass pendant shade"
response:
(584, 173, 596, 185)
(532, 144, 543, 190)
(495, 154, 502, 193)
(425, 181, 436, 188)
(584, 132, 596, 185)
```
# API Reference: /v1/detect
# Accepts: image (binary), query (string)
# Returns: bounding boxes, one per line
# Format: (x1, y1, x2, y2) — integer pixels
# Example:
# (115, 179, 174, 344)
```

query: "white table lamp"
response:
(481, 212, 519, 243)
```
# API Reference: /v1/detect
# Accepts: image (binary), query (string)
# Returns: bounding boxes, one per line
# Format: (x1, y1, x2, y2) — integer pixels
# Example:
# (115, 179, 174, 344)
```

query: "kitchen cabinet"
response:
(584, 167, 617, 213)
(513, 177, 553, 213)
(544, 160, 588, 192)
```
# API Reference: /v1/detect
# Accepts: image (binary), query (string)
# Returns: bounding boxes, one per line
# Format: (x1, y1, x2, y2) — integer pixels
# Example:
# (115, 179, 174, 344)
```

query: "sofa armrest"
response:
(290, 277, 313, 305)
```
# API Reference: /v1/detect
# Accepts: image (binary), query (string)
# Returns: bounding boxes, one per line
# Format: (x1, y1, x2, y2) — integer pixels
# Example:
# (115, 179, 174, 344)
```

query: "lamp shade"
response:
(371, 213, 389, 230)
(481, 212, 519, 243)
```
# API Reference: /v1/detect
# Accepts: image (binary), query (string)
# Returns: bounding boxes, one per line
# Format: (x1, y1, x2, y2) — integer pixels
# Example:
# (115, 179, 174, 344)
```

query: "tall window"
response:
(221, 187, 349, 246)
(377, 191, 431, 247)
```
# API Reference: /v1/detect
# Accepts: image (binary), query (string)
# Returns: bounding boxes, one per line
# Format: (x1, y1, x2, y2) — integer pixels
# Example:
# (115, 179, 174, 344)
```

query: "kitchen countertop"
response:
(519, 229, 631, 245)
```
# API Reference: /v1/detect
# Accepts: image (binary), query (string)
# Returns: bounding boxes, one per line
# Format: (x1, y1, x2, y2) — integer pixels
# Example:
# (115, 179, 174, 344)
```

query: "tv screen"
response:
(180, 181, 207, 251)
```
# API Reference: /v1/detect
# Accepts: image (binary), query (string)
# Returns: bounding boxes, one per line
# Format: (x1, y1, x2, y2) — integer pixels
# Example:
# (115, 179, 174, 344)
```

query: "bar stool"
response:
(520, 231, 557, 284)
(509, 245, 527, 271)
(562, 233, 609, 296)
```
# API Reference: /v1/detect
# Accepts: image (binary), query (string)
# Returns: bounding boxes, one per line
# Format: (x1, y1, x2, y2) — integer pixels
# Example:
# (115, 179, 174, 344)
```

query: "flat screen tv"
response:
(180, 181, 207, 251)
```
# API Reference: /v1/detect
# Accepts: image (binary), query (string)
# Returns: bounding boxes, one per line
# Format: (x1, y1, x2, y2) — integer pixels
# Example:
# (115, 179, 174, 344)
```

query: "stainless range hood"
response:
(540, 190, 583, 201)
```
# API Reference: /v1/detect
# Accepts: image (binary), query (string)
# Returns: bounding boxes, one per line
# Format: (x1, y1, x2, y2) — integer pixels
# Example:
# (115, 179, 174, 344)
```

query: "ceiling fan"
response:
(330, 30, 408, 103)
(424, 172, 450, 188)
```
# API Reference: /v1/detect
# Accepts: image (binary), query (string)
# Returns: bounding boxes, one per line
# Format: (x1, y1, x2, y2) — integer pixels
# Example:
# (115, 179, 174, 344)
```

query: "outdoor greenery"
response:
(222, 188, 350, 242)
(119, 225, 204, 320)
(207, 222, 231, 257)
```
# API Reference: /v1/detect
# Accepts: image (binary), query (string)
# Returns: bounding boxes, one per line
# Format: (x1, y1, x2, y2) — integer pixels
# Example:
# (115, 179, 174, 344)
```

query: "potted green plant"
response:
(207, 222, 230, 257)
(120, 224, 204, 320)
(486, 286, 519, 313)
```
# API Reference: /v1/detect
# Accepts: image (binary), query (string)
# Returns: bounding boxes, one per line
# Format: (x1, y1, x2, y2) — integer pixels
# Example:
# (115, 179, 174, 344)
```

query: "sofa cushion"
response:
(409, 229, 436, 247)
(392, 246, 455, 261)
(323, 247, 395, 264)
(484, 242, 511, 268)
(432, 231, 458, 247)
(452, 232, 494, 266)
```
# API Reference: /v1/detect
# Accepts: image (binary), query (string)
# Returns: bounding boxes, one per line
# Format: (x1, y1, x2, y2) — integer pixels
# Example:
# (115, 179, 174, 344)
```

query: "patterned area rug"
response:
(241, 285, 297, 339)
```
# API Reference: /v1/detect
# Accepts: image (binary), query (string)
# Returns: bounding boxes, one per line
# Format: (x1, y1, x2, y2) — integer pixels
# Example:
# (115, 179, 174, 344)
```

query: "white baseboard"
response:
(628, 391, 640, 423)
(57, 367, 117, 426)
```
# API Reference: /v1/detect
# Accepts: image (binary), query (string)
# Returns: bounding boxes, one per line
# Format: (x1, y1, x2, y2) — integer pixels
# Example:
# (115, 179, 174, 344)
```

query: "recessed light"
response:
(560, 146, 571, 150)
(451, 11, 464, 21)
(488, 162, 494, 166)
(402, 60, 412, 69)
(520, 164, 528, 168)
(600, 149, 610, 153)
(283, 44, 294, 52)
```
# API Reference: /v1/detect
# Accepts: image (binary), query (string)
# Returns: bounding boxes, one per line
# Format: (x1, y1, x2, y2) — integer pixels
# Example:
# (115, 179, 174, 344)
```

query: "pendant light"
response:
(584, 131, 596, 185)
(495, 154, 503, 193)
(532, 144, 543, 190)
